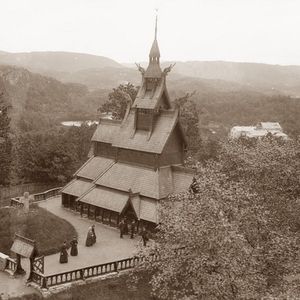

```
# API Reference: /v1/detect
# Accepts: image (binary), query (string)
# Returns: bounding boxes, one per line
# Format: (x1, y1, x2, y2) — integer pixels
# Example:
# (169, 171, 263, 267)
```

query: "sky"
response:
(0, 0, 300, 65)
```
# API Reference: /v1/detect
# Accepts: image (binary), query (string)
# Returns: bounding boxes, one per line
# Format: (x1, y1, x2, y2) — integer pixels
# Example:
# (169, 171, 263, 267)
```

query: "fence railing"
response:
(31, 253, 159, 289)
(10, 197, 23, 208)
(10, 187, 62, 208)
(33, 187, 62, 202)
(5, 257, 17, 272)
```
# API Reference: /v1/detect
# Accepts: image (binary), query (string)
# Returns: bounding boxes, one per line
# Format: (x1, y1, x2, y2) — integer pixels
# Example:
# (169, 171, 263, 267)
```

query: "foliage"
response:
(0, 206, 77, 256)
(15, 129, 78, 183)
(0, 90, 12, 185)
(98, 83, 138, 120)
(174, 92, 201, 154)
(139, 138, 300, 299)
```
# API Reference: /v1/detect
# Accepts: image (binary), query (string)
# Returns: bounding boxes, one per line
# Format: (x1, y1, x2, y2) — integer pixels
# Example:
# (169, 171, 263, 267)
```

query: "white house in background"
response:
(229, 122, 288, 140)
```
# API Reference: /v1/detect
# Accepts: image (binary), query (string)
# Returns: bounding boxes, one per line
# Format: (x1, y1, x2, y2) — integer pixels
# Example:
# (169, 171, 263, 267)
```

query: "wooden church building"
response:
(61, 20, 195, 230)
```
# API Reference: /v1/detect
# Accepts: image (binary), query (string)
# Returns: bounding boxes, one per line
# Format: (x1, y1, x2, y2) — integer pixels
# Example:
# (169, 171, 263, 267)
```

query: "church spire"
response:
(145, 13, 162, 78)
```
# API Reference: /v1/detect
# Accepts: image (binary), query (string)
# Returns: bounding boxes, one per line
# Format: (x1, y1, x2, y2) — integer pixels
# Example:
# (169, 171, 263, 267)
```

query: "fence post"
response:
(42, 276, 48, 289)
(114, 261, 118, 273)
(80, 269, 85, 280)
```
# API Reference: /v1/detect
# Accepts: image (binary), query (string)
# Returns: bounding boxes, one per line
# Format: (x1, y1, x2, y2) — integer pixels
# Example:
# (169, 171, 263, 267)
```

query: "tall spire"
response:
(144, 11, 162, 78)
(155, 12, 158, 40)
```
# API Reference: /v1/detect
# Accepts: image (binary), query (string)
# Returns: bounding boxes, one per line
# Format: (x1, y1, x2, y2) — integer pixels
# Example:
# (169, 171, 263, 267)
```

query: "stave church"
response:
(61, 20, 195, 231)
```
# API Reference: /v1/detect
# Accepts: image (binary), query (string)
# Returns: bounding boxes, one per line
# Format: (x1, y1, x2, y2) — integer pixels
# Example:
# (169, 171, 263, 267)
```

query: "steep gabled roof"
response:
(91, 119, 121, 144)
(113, 109, 183, 153)
(133, 76, 171, 109)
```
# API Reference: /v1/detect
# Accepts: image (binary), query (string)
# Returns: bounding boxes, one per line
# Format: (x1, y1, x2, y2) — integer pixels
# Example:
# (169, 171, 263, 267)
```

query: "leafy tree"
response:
(0, 91, 12, 185)
(98, 83, 138, 120)
(174, 92, 201, 155)
(138, 139, 300, 299)
(15, 129, 79, 183)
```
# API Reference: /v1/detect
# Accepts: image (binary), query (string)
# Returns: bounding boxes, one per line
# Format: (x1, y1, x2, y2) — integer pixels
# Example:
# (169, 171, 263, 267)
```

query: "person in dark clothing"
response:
(141, 227, 149, 246)
(119, 219, 125, 238)
(59, 241, 68, 263)
(130, 220, 136, 239)
(123, 217, 129, 235)
(70, 236, 78, 256)
(85, 226, 95, 247)
(91, 224, 96, 245)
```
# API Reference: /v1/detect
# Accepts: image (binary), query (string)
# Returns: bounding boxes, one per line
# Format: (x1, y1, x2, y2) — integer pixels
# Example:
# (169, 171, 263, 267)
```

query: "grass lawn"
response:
(0, 204, 77, 256)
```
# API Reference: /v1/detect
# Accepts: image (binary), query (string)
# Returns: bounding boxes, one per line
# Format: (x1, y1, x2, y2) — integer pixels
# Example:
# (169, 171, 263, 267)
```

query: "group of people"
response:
(59, 236, 78, 264)
(60, 219, 151, 263)
(119, 217, 149, 246)
(59, 225, 96, 264)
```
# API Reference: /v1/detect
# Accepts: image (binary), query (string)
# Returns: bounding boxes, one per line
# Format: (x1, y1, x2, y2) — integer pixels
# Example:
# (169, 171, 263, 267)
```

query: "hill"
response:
(166, 61, 300, 96)
(0, 51, 122, 74)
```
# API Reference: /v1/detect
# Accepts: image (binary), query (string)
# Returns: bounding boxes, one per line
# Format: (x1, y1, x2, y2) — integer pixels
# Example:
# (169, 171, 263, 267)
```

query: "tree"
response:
(98, 83, 138, 120)
(15, 129, 79, 183)
(174, 92, 201, 155)
(138, 139, 300, 299)
(0, 91, 12, 185)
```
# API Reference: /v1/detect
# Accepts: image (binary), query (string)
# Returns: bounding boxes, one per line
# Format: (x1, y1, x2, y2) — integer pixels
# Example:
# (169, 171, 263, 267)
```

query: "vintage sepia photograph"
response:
(0, 0, 299, 299)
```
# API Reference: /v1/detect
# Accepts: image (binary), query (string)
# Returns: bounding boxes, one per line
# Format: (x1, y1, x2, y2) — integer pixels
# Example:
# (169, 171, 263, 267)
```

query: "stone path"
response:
(0, 196, 139, 298)
(39, 196, 139, 275)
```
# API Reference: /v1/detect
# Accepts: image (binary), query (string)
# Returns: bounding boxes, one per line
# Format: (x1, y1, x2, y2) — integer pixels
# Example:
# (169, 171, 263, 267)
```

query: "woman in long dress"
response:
(70, 237, 78, 256)
(91, 225, 96, 245)
(59, 241, 68, 263)
(85, 226, 95, 247)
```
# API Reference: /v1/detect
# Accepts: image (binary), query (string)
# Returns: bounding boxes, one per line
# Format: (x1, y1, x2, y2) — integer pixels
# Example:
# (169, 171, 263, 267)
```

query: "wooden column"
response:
(101, 209, 104, 223)
(80, 203, 83, 217)
(109, 211, 112, 226)
(95, 207, 98, 221)
(87, 205, 90, 218)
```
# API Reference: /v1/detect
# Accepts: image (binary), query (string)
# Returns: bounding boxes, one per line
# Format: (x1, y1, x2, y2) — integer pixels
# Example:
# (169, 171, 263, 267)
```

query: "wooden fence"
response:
(5, 257, 17, 273)
(0, 183, 59, 202)
(10, 187, 62, 207)
(31, 254, 159, 289)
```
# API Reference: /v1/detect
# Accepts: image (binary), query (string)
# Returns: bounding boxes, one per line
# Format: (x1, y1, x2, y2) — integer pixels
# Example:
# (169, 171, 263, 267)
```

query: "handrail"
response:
(10, 187, 62, 207)
(5, 257, 17, 272)
(33, 187, 62, 202)
(31, 253, 160, 289)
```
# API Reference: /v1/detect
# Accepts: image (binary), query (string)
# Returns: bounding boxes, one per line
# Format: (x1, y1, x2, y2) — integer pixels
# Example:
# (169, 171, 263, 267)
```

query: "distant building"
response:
(230, 122, 288, 140)
(61, 19, 194, 230)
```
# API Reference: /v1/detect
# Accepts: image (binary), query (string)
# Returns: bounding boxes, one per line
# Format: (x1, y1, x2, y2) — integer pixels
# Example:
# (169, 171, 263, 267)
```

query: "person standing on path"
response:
(91, 224, 96, 245)
(119, 219, 125, 238)
(141, 227, 149, 247)
(70, 236, 78, 256)
(130, 219, 136, 239)
(59, 241, 68, 263)
(85, 226, 95, 247)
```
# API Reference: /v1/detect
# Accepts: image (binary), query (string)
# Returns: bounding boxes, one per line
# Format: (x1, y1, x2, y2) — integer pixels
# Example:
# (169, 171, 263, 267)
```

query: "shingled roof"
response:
(79, 186, 128, 213)
(133, 76, 171, 109)
(95, 162, 173, 199)
(114, 109, 183, 153)
(75, 156, 115, 180)
(61, 178, 93, 197)
(91, 119, 121, 144)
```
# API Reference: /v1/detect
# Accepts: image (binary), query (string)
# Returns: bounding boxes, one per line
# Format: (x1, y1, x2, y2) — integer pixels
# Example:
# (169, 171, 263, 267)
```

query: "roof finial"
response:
(155, 8, 158, 40)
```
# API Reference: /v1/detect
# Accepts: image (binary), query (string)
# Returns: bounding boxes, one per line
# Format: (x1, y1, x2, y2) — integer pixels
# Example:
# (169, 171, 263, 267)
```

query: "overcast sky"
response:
(1, 0, 300, 65)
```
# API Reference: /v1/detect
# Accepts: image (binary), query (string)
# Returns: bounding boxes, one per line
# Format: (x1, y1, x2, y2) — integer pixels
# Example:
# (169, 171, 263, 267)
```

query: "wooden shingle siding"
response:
(95, 142, 117, 158)
(118, 148, 156, 167)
